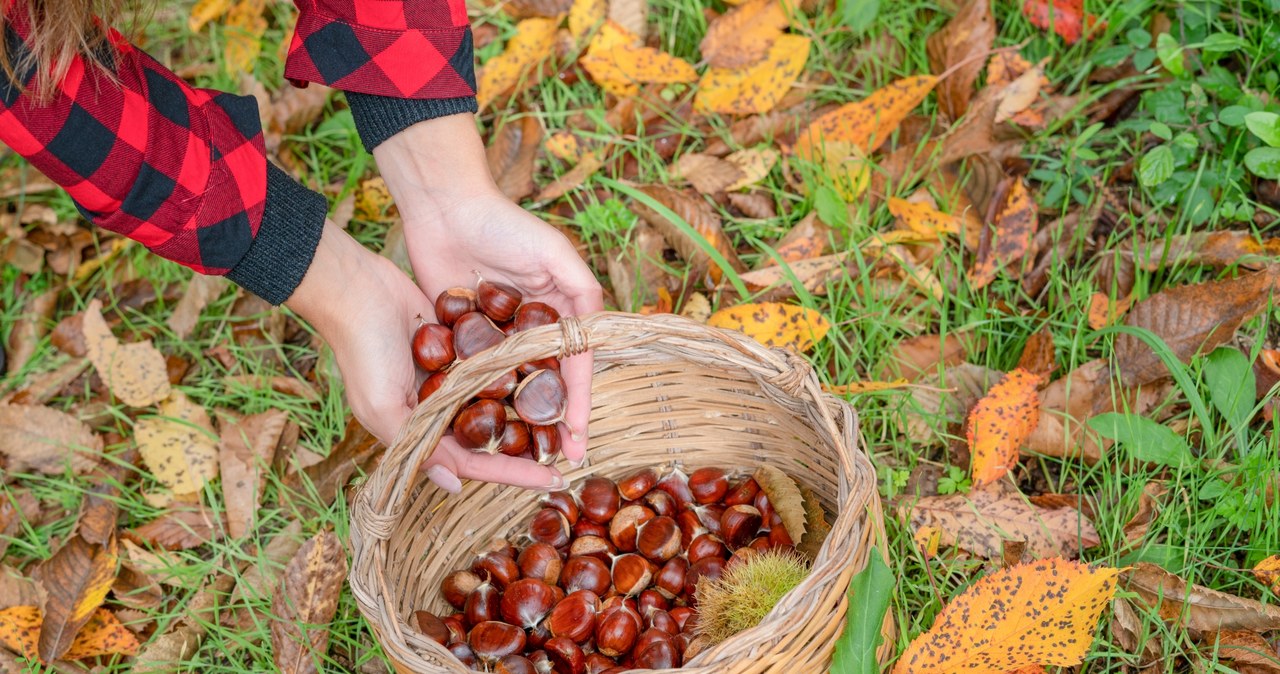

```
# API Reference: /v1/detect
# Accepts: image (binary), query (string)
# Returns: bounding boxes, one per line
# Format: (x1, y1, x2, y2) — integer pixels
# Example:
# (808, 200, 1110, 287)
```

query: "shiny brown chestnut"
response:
(477, 369, 519, 399)
(635, 515, 681, 562)
(417, 370, 448, 403)
(693, 504, 726, 538)
(754, 490, 774, 523)
(442, 569, 483, 609)
(633, 629, 678, 668)
(541, 490, 580, 525)
(676, 510, 709, 549)
(769, 523, 794, 548)
(414, 610, 450, 645)
(611, 553, 654, 596)
(584, 653, 617, 674)
(568, 535, 616, 562)
(595, 604, 642, 658)
(578, 476, 621, 524)
(473, 551, 521, 589)
(643, 489, 677, 517)
(529, 508, 571, 548)
(527, 621, 552, 650)
(608, 504, 655, 552)
(654, 557, 687, 600)
(637, 589, 669, 616)
(435, 287, 477, 327)
(518, 357, 561, 376)
(454, 398, 505, 451)
(468, 620, 526, 663)
(748, 535, 772, 552)
(561, 555, 612, 596)
(684, 556, 727, 604)
(514, 301, 561, 332)
(572, 518, 609, 539)
(531, 424, 561, 465)
(453, 311, 506, 359)
(494, 654, 538, 674)
(464, 580, 502, 626)
(645, 607, 680, 636)
(668, 606, 694, 632)
(501, 578, 557, 628)
(412, 323, 455, 373)
(688, 467, 730, 504)
(447, 641, 479, 668)
(477, 278, 523, 322)
(497, 417, 532, 457)
(724, 477, 760, 506)
(687, 533, 728, 565)
(655, 468, 695, 510)
(721, 504, 763, 549)
(546, 589, 600, 643)
(513, 368, 568, 426)
(544, 636, 586, 674)
(617, 467, 659, 501)
(518, 542, 564, 586)
(442, 613, 468, 644)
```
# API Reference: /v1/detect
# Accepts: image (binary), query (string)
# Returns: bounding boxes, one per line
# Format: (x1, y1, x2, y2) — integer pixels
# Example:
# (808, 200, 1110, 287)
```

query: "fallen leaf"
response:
(0, 404, 101, 475)
(132, 571, 237, 671)
(631, 184, 746, 283)
(0, 565, 43, 610)
(888, 198, 964, 239)
(904, 363, 1002, 444)
(907, 480, 1100, 559)
(222, 375, 321, 402)
(544, 131, 586, 162)
(1022, 0, 1101, 44)
(477, 17, 559, 109)
(6, 288, 57, 375)
(700, 0, 790, 69)
(62, 607, 141, 660)
(167, 274, 229, 339)
(1203, 630, 1280, 673)
(82, 299, 171, 407)
(606, 0, 647, 40)
(504, 0, 571, 19)
(671, 153, 747, 195)
(724, 148, 778, 190)
(135, 391, 219, 495)
(967, 368, 1041, 487)
(792, 75, 938, 161)
(987, 52, 1050, 127)
(0, 606, 39, 660)
(227, 521, 304, 632)
(1087, 292, 1132, 329)
(1111, 596, 1164, 666)
(1254, 555, 1280, 594)
(694, 34, 811, 115)
(354, 176, 396, 223)
(770, 212, 831, 263)
(224, 0, 268, 75)
(969, 179, 1037, 290)
(487, 115, 543, 202)
(1015, 327, 1055, 378)
(265, 84, 334, 152)
(1115, 269, 1277, 387)
(925, 0, 995, 120)
(1124, 563, 1280, 632)
(220, 410, 288, 539)
(727, 192, 777, 219)
(795, 485, 831, 560)
(537, 149, 605, 201)
(568, 0, 606, 40)
(271, 530, 347, 674)
(607, 223, 671, 311)
(282, 417, 383, 510)
(34, 532, 119, 661)
(707, 302, 831, 352)
(893, 558, 1119, 673)
(735, 252, 851, 295)
(753, 465, 807, 543)
(188, 0, 233, 31)
(823, 379, 909, 394)
(1126, 231, 1280, 271)
(680, 293, 712, 322)
(879, 334, 976, 382)
(111, 562, 164, 610)
(580, 22, 697, 96)
(994, 59, 1049, 125)
(127, 506, 223, 551)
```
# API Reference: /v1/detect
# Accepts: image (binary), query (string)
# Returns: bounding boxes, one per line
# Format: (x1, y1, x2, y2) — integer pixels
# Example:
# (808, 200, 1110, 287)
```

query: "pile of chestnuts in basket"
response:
(413, 467, 801, 672)
(413, 278, 567, 465)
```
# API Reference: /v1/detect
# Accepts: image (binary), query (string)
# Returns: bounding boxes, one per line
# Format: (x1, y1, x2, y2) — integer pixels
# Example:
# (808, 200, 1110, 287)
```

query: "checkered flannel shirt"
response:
(0, 1, 478, 304)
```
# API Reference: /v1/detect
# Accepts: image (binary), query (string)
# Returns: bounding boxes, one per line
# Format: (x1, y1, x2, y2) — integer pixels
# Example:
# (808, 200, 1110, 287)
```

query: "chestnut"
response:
(568, 535, 616, 562)
(477, 278, 523, 322)
(655, 468, 694, 510)
(721, 504, 763, 549)
(728, 546, 762, 570)
(654, 557, 687, 600)
(495, 654, 538, 674)
(518, 357, 561, 376)
(540, 490, 580, 525)
(514, 301, 561, 331)
(442, 613, 468, 644)
(643, 489, 677, 517)
(436, 287, 478, 327)
(754, 490, 773, 523)
(477, 370, 519, 399)
(611, 553, 654, 596)
(637, 589, 668, 616)
(608, 504, 655, 552)
(684, 556, 727, 604)
(513, 369, 568, 426)
(616, 467, 658, 501)
(468, 620, 526, 663)
(724, 477, 760, 506)
(464, 580, 502, 626)
(687, 533, 727, 565)
(498, 417, 532, 457)
(529, 508, 571, 548)
(518, 542, 564, 585)
(454, 398, 505, 452)
(584, 653, 617, 674)
(453, 311, 506, 359)
(572, 519, 609, 539)
(769, 524, 794, 548)
(749, 535, 773, 552)
(412, 323, 455, 373)
(546, 589, 600, 643)
(693, 504, 726, 538)
(544, 636, 587, 674)
(645, 607, 679, 636)
(447, 641, 479, 668)
(473, 551, 521, 589)
(635, 516, 681, 562)
(676, 510, 709, 549)
(668, 606, 694, 632)
(501, 578, 557, 628)
(595, 605, 642, 658)
(417, 371, 448, 403)
(688, 467, 730, 504)
(413, 610, 450, 645)
(442, 569, 483, 609)
(531, 424, 561, 465)
(578, 477, 621, 524)
(528, 650, 555, 673)
(561, 555, 611, 595)
(633, 630, 678, 668)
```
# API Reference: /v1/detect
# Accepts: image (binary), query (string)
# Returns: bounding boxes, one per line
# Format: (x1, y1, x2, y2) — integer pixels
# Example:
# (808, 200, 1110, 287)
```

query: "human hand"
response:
(286, 220, 569, 493)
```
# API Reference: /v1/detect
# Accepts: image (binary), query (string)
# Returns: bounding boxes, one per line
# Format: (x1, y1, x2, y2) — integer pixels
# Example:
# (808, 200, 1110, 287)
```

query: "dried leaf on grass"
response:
(83, 299, 171, 407)
(282, 418, 383, 510)
(222, 375, 320, 402)
(694, 34, 811, 115)
(925, 0, 994, 120)
(220, 410, 288, 539)
(893, 558, 1118, 673)
(537, 149, 605, 201)
(969, 179, 1037, 289)
(1115, 269, 1277, 388)
(736, 252, 850, 295)
(707, 302, 831, 352)
(1126, 231, 1280, 271)
(632, 184, 746, 282)
(127, 506, 223, 551)
(33, 532, 119, 661)
(792, 75, 937, 160)
(580, 22, 697, 97)
(700, 0, 790, 69)
(968, 368, 1041, 488)
(724, 148, 778, 190)
(6, 288, 56, 375)
(606, 0, 647, 40)
(487, 115, 543, 202)
(271, 530, 347, 674)
(0, 404, 101, 475)
(1124, 563, 1280, 633)
(135, 391, 219, 495)
(0, 565, 43, 610)
(1087, 291, 1132, 329)
(1203, 630, 1280, 672)
(888, 198, 964, 239)
(880, 333, 977, 382)
(477, 18, 559, 109)
(132, 571, 237, 671)
(167, 275, 229, 339)
(1015, 327, 1056, 378)
(0, 605, 138, 661)
(907, 481, 1100, 559)
(671, 153, 747, 195)
(188, 0, 232, 31)
(607, 224, 671, 312)
(990, 55, 1050, 125)
(504, 0, 572, 19)
(568, 0, 606, 40)
(1254, 555, 1280, 594)
(753, 465, 807, 543)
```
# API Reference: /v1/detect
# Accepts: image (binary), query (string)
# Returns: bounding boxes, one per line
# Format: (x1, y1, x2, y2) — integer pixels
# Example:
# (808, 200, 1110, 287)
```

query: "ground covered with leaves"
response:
(2, 0, 1280, 671)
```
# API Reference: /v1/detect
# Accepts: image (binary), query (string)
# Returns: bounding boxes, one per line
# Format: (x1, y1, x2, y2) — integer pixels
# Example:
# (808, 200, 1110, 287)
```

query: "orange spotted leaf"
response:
(792, 75, 937, 161)
(477, 18, 559, 109)
(700, 0, 790, 68)
(893, 559, 1120, 673)
(1254, 555, 1280, 594)
(969, 179, 1037, 290)
(63, 608, 140, 660)
(707, 302, 831, 352)
(968, 368, 1041, 487)
(1087, 292, 1132, 330)
(694, 34, 811, 115)
(580, 21, 696, 97)
(34, 532, 119, 662)
(888, 197, 964, 239)
(0, 605, 39, 659)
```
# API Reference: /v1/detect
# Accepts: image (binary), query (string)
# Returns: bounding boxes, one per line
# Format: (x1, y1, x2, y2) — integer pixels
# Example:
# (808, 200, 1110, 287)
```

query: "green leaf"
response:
(1201, 32, 1245, 53)
(829, 548, 893, 674)
(1245, 147, 1280, 179)
(838, 0, 879, 35)
(1156, 33, 1185, 77)
(1244, 111, 1280, 147)
(814, 185, 850, 229)
(1139, 145, 1175, 187)
(1205, 347, 1256, 435)
(1149, 121, 1172, 140)
(1089, 413, 1194, 468)
(1219, 105, 1250, 127)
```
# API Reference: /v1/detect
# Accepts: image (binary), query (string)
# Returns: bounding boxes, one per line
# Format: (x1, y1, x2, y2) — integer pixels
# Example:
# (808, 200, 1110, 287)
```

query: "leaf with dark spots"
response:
(220, 409, 288, 539)
(271, 530, 347, 674)
(631, 184, 746, 284)
(33, 531, 119, 662)
(486, 115, 543, 202)
(969, 179, 1037, 290)
(926, 0, 994, 120)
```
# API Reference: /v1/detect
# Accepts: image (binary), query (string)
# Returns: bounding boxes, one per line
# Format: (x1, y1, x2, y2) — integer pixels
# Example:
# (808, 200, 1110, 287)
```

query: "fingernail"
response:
(546, 474, 569, 491)
(569, 456, 584, 469)
(427, 465, 463, 494)
(571, 427, 586, 443)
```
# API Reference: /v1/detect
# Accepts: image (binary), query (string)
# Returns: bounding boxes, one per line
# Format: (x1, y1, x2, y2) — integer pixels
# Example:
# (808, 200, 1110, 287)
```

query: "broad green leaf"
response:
(1202, 32, 1245, 54)
(1245, 146, 1280, 179)
(838, 0, 879, 35)
(830, 548, 892, 674)
(814, 185, 849, 229)
(1204, 347, 1256, 435)
(1089, 413, 1193, 468)
(1245, 111, 1280, 147)
(1138, 145, 1175, 187)
(1149, 121, 1172, 140)
(1156, 33, 1184, 77)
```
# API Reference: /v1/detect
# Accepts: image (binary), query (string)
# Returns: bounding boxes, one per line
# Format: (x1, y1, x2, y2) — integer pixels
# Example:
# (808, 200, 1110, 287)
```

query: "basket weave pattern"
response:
(349, 312, 885, 673)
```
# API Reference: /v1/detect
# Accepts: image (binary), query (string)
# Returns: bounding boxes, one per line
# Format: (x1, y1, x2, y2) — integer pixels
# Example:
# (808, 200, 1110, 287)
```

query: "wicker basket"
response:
(349, 312, 887, 673)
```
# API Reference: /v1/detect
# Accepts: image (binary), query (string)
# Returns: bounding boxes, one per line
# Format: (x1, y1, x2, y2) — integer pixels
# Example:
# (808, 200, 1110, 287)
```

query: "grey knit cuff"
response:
(225, 163, 327, 305)
(345, 92, 478, 152)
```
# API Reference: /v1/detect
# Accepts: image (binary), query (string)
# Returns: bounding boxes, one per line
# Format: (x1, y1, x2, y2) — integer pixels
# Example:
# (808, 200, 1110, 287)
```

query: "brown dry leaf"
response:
(706, 302, 831, 352)
(220, 410, 288, 539)
(879, 333, 975, 382)
(568, 0, 606, 40)
(727, 192, 777, 219)
(266, 84, 333, 151)
(1254, 555, 1280, 594)
(680, 293, 712, 323)
(694, 34, 811, 115)
(112, 562, 164, 610)
(188, 0, 233, 31)
(994, 58, 1049, 125)
(0, 566, 43, 611)
(700, 0, 790, 69)
(2, 358, 90, 406)
(967, 368, 1041, 488)
(283, 418, 383, 509)
(987, 52, 1051, 127)
(477, 17, 559, 109)
(632, 185, 745, 283)
(135, 391, 219, 495)
(671, 153, 746, 195)
(1016, 327, 1055, 378)
(0, 404, 101, 475)
(580, 22, 697, 97)
(906, 480, 1101, 559)
(1087, 291, 1132, 329)
(133, 572, 237, 671)
(222, 375, 321, 402)
(487, 115, 543, 202)
(770, 212, 830, 264)
(127, 506, 223, 551)
(724, 148, 778, 190)
(224, 0, 268, 75)
(537, 149, 605, 202)
(893, 558, 1118, 673)
(167, 274, 229, 339)
(33, 531, 120, 662)
(969, 179, 1037, 290)
(1115, 269, 1277, 388)
(925, 0, 995, 120)
(505, 0, 572, 19)
(1126, 231, 1280, 271)
(1124, 563, 1280, 632)
(1111, 596, 1164, 666)
(607, 0, 647, 39)
(795, 485, 831, 560)
(6, 288, 57, 375)
(904, 363, 1002, 444)
(735, 252, 850, 295)
(271, 530, 347, 674)
(608, 223, 671, 312)
(753, 465, 807, 543)
(1204, 630, 1280, 672)
(888, 197, 964, 239)
(82, 299, 171, 406)
(792, 75, 938, 160)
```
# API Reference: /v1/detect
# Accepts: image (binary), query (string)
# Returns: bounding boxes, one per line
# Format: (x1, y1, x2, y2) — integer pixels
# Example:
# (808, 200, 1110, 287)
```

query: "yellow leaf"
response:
(63, 608, 140, 660)
(224, 0, 268, 75)
(913, 526, 942, 557)
(888, 197, 964, 238)
(189, 0, 233, 32)
(969, 179, 1037, 290)
(545, 131, 586, 162)
(824, 379, 910, 394)
(1087, 292, 1132, 330)
(477, 17, 559, 109)
(816, 141, 872, 200)
(1254, 555, 1280, 594)
(724, 147, 778, 191)
(695, 34, 810, 115)
(34, 533, 120, 661)
(580, 21, 696, 97)
(793, 75, 938, 161)
(967, 368, 1041, 488)
(707, 302, 830, 352)
(0, 605, 39, 659)
(82, 299, 171, 407)
(354, 176, 396, 222)
(700, 0, 790, 68)
(568, 0, 607, 40)
(893, 559, 1120, 673)
(135, 391, 219, 495)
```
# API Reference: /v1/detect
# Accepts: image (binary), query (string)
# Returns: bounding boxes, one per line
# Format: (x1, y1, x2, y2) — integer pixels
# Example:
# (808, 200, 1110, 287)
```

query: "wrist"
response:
(373, 114, 502, 224)
(285, 220, 384, 335)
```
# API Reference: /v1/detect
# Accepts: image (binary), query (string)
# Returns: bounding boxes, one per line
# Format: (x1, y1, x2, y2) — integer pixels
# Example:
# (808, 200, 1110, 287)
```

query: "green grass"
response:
(3, 0, 1280, 671)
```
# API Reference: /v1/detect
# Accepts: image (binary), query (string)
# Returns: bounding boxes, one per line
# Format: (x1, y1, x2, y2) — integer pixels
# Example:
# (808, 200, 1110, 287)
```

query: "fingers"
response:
(559, 351, 592, 465)
(426, 437, 569, 491)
